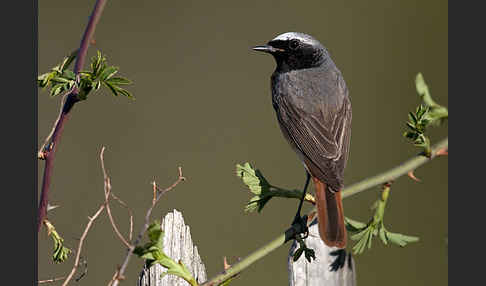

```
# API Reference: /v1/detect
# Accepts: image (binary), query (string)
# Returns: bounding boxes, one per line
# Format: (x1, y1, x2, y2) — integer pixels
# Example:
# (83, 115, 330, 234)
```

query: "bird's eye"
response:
(289, 39, 300, 50)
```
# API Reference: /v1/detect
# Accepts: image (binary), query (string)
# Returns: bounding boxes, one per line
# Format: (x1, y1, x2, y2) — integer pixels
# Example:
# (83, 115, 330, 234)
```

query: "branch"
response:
(38, 277, 66, 284)
(341, 137, 447, 199)
(110, 192, 134, 241)
(37, 0, 108, 233)
(101, 147, 133, 249)
(201, 137, 448, 286)
(62, 202, 106, 286)
(110, 168, 186, 286)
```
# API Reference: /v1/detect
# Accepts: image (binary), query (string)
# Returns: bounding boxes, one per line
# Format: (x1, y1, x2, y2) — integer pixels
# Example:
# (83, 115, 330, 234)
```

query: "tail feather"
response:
(313, 178, 347, 248)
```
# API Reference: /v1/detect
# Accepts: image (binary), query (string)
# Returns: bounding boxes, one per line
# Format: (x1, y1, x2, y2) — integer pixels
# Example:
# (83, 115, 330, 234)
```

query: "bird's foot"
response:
(285, 214, 309, 243)
(329, 248, 350, 272)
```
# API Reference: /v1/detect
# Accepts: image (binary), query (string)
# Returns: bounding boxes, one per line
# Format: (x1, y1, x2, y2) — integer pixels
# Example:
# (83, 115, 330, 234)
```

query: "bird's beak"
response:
(252, 45, 284, 53)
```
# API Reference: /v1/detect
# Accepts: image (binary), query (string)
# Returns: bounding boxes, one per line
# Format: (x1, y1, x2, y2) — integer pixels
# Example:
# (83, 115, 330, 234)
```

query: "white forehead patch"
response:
(271, 32, 319, 46)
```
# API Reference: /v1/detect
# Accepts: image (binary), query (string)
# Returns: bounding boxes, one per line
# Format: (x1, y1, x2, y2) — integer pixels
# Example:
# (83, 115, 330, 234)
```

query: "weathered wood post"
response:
(288, 220, 357, 286)
(138, 210, 356, 286)
(138, 209, 207, 286)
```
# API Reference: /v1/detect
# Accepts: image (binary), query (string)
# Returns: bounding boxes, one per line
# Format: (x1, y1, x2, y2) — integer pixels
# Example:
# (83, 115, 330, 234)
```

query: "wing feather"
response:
(272, 69, 352, 192)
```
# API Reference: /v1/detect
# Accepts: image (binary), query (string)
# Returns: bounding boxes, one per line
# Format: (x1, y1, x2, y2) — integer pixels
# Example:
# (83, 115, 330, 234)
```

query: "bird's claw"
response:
(285, 214, 309, 243)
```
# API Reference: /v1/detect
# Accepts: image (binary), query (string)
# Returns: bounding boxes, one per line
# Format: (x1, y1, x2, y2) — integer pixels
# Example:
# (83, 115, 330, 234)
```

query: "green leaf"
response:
(106, 77, 132, 85)
(351, 228, 373, 255)
(38, 72, 55, 88)
(50, 84, 64, 97)
(133, 221, 198, 286)
(408, 112, 417, 124)
(103, 81, 119, 96)
(236, 163, 263, 195)
(100, 66, 118, 81)
(236, 162, 276, 213)
(379, 225, 388, 245)
(50, 76, 71, 84)
(415, 73, 448, 124)
(63, 70, 76, 80)
(348, 185, 419, 255)
(344, 216, 367, 232)
(416, 73, 435, 107)
(386, 231, 419, 247)
(59, 50, 78, 72)
(91, 50, 104, 76)
(114, 86, 133, 98)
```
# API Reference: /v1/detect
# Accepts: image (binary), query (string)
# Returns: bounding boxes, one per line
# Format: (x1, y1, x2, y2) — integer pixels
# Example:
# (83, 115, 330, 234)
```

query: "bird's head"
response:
(252, 32, 329, 72)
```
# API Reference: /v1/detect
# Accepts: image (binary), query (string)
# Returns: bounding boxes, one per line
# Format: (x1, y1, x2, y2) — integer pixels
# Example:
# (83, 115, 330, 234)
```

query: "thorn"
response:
(47, 203, 60, 212)
(90, 38, 96, 45)
(436, 148, 448, 156)
(407, 170, 421, 182)
(223, 256, 231, 271)
(178, 167, 186, 181)
(383, 181, 393, 188)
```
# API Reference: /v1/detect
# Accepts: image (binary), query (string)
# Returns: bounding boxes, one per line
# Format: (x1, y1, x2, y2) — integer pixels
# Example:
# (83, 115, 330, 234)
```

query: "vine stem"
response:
(200, 137, 448, 286)
(37, 0, 108, 233)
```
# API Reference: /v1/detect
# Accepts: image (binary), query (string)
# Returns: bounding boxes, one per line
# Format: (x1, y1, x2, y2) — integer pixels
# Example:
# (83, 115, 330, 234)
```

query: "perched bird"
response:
(253, 32, 352, 248)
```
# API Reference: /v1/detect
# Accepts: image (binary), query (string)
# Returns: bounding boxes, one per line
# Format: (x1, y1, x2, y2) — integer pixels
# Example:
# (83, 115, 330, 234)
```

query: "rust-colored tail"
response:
(313, 177, 347, 248)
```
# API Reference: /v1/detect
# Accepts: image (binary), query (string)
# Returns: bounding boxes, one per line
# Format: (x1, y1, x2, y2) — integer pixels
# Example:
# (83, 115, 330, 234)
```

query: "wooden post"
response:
(138, 210, 356, 286)
(138, 209, 207, 286)
(288, 220, 357, 286)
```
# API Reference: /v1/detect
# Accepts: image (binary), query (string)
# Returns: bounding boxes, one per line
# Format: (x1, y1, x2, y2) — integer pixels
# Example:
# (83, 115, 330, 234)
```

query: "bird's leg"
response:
(291, 172, 311, 237)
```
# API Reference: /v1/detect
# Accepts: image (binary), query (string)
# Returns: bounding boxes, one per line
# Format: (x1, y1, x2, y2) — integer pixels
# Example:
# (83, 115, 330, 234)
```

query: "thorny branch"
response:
(37, 0, 109, 233)
(200, 137, 448, 286)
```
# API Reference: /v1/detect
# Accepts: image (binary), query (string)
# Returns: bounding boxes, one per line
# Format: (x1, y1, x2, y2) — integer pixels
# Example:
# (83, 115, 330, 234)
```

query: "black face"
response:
(253, 32, 328, 72)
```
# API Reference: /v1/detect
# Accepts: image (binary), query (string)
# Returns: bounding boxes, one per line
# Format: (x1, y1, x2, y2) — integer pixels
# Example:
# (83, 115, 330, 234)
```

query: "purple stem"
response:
(37, 0, 108, 233)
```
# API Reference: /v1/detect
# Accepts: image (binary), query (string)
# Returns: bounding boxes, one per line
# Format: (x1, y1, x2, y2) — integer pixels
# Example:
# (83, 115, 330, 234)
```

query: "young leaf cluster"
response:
(133, 221, 198, 286)
(44, 220, 71, 263)
(404, 73, 448, 156)
(37, 51, 133, 100)
(345, 185, 419, 255)
(404, 105, 432, 156)
(37, 50, 78, 97)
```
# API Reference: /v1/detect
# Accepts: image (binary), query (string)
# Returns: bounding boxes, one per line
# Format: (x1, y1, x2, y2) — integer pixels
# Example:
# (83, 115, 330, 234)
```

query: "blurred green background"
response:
(38, 0, 448, 285)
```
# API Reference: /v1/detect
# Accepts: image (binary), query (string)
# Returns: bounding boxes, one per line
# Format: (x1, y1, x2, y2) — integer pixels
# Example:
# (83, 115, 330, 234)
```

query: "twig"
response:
(100, 147, 133, 249)
(74, 258, 88, 282)
(110, 167, 186, 286)
(107, 267, 123, 286)
(62, 204, 106, 286)
(110, 192, 134, 241)
(37, 0, 108, 233)
(38, 277, 66, 284)
(200, 137, 448, 286)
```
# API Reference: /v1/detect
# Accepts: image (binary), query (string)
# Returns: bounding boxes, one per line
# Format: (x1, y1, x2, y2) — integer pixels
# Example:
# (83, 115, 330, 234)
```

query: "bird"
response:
(252, 32, 352, 248)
